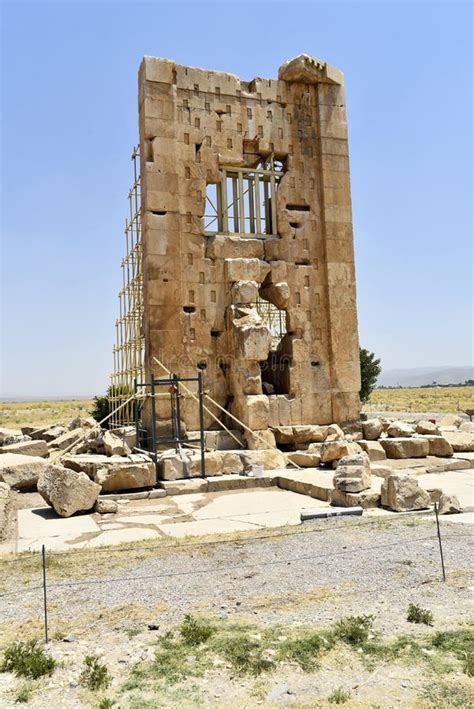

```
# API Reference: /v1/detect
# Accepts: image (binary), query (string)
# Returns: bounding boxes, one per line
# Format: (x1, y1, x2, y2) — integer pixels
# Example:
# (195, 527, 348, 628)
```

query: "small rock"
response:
(438, 493, 463, 515)
(63, 635, 76, 643)
(147, 622, 160, 631)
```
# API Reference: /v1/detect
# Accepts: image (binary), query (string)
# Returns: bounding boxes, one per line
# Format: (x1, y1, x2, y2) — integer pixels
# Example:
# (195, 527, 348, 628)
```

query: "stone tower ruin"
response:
(112, 53, 360, 436)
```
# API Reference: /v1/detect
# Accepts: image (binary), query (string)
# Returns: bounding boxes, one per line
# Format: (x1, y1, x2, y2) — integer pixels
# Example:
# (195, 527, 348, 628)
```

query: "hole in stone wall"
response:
(211, 329, 221, 338)
(197, 361, 207, 370)
(145, 138, 154, 162)
(183, 306, 195, 314)
(286, 204, 310, 211)
(218, 359, 229, 373)
(295, 259, 310, 265)
(289, 222, 302, 228)
(151, 210, 167, 216)
(311, 361, 320, 367)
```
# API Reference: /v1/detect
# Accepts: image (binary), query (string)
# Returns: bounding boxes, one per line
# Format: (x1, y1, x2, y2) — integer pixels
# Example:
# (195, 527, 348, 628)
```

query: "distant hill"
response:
(377, 366, 474, 388)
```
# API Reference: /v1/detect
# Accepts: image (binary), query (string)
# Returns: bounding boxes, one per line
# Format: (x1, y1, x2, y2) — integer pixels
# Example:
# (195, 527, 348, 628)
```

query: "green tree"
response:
(90, 384, 134, 428)
(359, 348, 382, 403)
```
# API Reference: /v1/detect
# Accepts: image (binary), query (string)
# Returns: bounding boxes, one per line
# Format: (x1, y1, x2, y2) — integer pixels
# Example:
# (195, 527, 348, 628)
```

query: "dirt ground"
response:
(0, 513, 472, 708)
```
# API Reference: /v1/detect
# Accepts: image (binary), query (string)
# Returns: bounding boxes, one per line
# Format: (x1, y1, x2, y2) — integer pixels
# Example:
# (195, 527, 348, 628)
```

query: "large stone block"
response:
(239, 449, 286, 471)
(362, 419, 383, 441)
(380, 437, 429, 459)
(423, 435, 453, 457)
(0, 453, 48, 489)
(381, 474, 431, 512)
(387, 421, 415, 438)
(443, 431, 474, 452)
(94, 460, 156, 491)
(333, 452, 371, 492)
(38, 465, 101, 517)
(0, 440, 49, 458)
(358, 440, 386, 462)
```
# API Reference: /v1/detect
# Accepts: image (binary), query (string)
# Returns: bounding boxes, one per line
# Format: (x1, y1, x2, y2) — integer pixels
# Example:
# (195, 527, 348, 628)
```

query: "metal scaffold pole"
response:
(110, 146, 144, 427)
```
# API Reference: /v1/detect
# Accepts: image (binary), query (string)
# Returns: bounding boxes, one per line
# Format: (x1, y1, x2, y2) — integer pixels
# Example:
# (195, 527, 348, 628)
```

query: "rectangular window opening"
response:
(203, 155, 285, 238)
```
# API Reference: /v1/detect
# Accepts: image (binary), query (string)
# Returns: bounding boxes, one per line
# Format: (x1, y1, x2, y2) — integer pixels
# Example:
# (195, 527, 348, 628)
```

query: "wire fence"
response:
(0, 506, 470, 646)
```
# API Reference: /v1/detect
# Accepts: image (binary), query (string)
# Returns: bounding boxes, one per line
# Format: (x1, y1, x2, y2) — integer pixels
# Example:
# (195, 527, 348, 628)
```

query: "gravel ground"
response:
(1, 515, 472, 634)
(0, 514, 473, 708)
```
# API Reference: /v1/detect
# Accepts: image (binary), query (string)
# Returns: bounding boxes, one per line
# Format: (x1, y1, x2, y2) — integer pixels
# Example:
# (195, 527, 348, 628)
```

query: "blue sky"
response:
(1, 0, 472, 398)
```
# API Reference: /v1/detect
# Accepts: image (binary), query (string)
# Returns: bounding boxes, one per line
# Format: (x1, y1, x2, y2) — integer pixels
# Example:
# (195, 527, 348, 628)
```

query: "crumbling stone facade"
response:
(138, 53, 360, 435)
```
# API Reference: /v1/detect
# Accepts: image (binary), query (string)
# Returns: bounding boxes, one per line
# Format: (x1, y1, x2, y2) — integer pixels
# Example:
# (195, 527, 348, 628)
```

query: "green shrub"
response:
(179, 615, 214, 646)
(1, 640, 56, 679)
(407, 604, 434, 625)
(79, 655, 110, 691)
(219, 635, 274, 676)
(97, 699, 115, 709)
(334, 615, 374, 645)
(278, 631, 334, 671)
(328, 687, 351, 704)
(431, 628, 474, 675)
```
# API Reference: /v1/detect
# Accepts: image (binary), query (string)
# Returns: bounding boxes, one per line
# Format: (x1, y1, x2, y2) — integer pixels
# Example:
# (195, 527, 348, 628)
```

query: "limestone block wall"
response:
(138, 53, 360, 433)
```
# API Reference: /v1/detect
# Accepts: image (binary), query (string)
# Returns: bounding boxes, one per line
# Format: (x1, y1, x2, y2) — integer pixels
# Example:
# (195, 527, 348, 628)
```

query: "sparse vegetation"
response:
(366, 385, 474, 413)
(420, 676, 474, 708)
(328, 687, 351, 704)
(179, 614, 215, 646)
(79, 655, 110, 691)
(1, 640, 56, 679)
(0, 399, 93, 428)
(217, 634, 275, 676)
(334, 615, 374, 645)
(407, 603, 434, 626)
(97, 699, 115, 709)
(278, 630, 335, 671)
(15, 681, 34, 703)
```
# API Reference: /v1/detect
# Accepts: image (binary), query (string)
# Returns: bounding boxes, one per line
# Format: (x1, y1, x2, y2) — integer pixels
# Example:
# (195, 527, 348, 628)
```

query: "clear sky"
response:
(1, 0, 472, 398)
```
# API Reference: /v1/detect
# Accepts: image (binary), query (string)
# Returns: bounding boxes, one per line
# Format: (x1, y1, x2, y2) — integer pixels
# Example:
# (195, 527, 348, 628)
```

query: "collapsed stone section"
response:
(138, 53, 360, 438)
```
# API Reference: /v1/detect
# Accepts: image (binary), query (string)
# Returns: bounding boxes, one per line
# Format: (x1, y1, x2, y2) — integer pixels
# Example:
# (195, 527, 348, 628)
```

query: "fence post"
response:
(434, 502, 446, 582)
(41, 545, 49, 643)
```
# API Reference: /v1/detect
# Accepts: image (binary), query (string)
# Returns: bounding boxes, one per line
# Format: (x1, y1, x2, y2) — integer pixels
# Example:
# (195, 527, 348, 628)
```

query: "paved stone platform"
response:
(16, 488, 329, 551)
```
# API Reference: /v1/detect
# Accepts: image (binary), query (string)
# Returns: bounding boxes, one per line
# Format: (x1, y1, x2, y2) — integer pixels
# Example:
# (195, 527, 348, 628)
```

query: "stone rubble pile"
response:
(0, 411, 470, 521)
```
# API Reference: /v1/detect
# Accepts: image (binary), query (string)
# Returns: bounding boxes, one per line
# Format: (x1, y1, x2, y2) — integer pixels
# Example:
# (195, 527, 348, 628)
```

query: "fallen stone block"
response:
(244, 429, 276, 450)
(220, 452, 244, 474)
(94, 460, 156, 492)
(0, 428, 30, 446)
(94, 498, 118, 514)
(38, 465, 101, 517)
(416, 420, 440, 435)
(459, 422, 474, 433)
(324, 424, 345, 441)
(48, 428, 84, 451)
(333, 452, 371, 493)
(272, 426, 295, 445)
(0, 439, 49, 458)
(103, 430, 131, 457)
(63, 453, 152, 478)
(286, 451, 321, 468)
(423, 435, 453, 457)
(329, 488, 380, 509)
(109, 426, 137, 450)
(380, 437, 429, 459)
(68, 416, 97, 430)
(39, 426, 67, 442)
(362, 418, 383, 441)
(292, 425, 328, 444)
(438, 493, 463, 515)
(442, 431, 474, 452)
(319, 440, 358, 464)
(188, 451, 222, 477)
(0, 453, 48, 489)
(358, 440, 386, 462)
(381, 473, 431, 512)
(387, 421, 415, 438)
(239, 448, 286, 470)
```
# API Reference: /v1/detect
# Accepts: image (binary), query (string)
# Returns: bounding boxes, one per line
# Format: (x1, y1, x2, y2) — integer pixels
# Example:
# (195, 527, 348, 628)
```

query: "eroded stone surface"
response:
(38, 465, 101, 517)
(381, 474, 431, 512)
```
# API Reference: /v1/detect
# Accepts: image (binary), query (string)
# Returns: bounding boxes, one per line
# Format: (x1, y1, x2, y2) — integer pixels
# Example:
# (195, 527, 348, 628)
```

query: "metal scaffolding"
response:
(110, 146, 144, 427)
(255, 297, 287, 349)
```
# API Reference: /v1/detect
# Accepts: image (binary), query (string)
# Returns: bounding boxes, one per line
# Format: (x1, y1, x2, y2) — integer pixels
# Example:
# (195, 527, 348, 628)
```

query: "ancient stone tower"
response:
(113, 54, 360, 433)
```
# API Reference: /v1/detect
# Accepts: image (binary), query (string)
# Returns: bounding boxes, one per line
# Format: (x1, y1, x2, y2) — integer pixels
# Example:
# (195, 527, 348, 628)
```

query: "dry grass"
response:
(366, 386, 474, 414)
(0, 399, 94, 428)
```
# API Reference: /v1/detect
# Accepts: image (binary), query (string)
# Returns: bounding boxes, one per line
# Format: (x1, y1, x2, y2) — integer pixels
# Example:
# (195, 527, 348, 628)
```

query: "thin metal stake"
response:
(434, 502, 446, 582)
(42, 545, 49, 644)
(198, 371, 206, 479)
